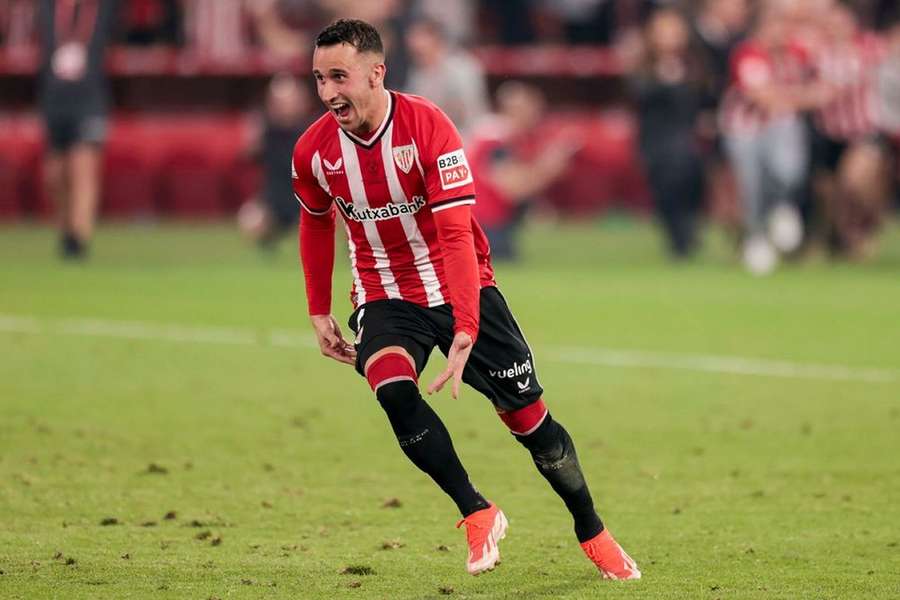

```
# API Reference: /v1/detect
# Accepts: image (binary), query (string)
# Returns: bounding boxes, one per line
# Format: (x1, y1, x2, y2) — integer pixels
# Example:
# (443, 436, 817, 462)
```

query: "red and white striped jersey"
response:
(292, 90, 495, 312)
(812, 33, 886, 141)
(719, 39, 813, 136)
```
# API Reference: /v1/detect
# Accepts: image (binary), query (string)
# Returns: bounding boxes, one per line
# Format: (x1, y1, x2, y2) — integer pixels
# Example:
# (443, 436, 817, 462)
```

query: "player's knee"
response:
(375, 380, 421, 417)
(367, 350, 420, 416)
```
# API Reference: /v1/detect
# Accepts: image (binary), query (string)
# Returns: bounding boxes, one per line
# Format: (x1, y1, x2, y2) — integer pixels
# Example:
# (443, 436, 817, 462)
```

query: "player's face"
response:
(312, 43, 385, 134)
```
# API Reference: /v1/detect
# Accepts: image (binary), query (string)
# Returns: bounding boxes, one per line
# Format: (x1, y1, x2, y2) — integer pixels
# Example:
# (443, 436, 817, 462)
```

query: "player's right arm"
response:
(293, 139, 356, 365)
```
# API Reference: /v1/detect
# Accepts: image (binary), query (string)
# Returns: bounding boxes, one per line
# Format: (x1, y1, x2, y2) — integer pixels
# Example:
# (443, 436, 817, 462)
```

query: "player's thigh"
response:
(465, 286, 545, 412)
(348, 300, 437, 378)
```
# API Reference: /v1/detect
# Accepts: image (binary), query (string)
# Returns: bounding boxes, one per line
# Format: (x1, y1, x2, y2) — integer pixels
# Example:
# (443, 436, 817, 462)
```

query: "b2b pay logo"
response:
(437, 149, 473, 191)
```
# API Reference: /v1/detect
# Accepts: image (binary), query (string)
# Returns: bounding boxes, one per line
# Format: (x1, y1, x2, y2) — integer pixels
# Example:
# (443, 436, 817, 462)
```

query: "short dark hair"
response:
(315, 19, 383, 55)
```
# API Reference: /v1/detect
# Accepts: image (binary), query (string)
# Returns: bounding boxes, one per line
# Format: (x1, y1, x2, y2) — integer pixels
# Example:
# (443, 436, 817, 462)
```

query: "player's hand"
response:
(428, 331, 473, 399)
(309, 314, 357, 366)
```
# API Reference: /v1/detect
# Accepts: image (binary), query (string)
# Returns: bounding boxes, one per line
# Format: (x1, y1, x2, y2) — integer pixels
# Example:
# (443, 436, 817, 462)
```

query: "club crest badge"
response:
(392, 144, 415, 174)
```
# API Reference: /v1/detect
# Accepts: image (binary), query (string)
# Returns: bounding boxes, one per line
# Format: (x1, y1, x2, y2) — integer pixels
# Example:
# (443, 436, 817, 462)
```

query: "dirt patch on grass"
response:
(341, 565, 375, 576)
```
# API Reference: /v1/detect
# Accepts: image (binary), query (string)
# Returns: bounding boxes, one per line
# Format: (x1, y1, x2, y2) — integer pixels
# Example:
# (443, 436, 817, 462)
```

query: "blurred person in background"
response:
(478, 0, 538, 45)
(631, 7, 708, 259)
(468, 81, 578, 261)
(181, 0, 248, 60)
(535, 0, 617, 44)
(238, 73, 315, 249)
(691, 0, 750, 97)
(810, 2, 892, 260)
(318, 0, 413, 88)
(690, 0, 750, 230)
(246, 0, 325, 59)
(38, 0, 120, 260)
(414, 0, 477, 45)
(405, 17, 489, 137)
(875, 9, 900, 137)
(718, 2, 826, 274)
(0, 0, 38, 49)
(119, 0, 181, 46)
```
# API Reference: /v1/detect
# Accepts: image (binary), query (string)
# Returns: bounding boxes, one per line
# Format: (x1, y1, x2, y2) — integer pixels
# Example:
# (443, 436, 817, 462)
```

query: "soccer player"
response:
(293, 19, 640, 579)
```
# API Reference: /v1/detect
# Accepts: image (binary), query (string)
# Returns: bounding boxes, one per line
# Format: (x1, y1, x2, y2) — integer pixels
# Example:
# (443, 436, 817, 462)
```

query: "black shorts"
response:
(43, 113, 108, 152)
(348, 286, 544, 413)
(812, 133, 848, 172)
(812, 131, 889, 173)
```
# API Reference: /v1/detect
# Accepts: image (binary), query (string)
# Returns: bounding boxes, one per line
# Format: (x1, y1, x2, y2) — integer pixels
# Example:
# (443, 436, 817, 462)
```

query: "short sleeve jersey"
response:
(292, 90, 495, 309)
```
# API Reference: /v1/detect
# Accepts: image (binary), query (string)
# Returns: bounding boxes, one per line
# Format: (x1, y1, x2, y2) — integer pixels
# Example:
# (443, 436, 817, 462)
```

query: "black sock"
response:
(376, 381, 489, 517)
(515, 413, 604, 542)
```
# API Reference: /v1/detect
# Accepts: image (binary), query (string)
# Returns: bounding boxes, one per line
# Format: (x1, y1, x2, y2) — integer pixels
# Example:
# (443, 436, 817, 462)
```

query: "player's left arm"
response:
(419, 105, 481, 398)
(428, 204, 480, 399)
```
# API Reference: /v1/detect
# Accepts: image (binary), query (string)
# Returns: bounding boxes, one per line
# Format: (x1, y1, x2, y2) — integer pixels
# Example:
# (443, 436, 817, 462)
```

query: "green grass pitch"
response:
(1, 219, 899, 599)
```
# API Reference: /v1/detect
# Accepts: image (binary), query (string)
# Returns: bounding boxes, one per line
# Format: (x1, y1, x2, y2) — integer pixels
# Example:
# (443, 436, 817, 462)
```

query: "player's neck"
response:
(351, 88, 390, 141)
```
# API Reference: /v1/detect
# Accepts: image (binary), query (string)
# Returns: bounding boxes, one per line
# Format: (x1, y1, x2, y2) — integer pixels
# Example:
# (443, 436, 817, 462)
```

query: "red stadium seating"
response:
(0, 113, 256, 221)
(0, 157, 22, 219)
(156, 150, 225, 218)
(1, 131, 49, 219)
(102, 149, 158, 218)
(540, 111, 651, 216)
(0, 111, 649, 222)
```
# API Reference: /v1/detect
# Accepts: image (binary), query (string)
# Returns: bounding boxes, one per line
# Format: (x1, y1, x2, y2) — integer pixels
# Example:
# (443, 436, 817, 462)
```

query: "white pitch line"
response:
(0, 313, 896, 384)
(550, 347, 897, 384)
(0, 314, 318, 350)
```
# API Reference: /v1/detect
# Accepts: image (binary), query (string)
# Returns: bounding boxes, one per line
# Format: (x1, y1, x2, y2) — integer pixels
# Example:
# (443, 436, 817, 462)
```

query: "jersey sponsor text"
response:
(336, 195, 426, 222)
(437, 149, 473, 190)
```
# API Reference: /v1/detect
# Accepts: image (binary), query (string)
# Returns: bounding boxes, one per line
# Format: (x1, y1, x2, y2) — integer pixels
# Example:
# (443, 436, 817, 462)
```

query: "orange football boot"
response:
(456, 502, 508, 575)
(580, 529, 641, 579)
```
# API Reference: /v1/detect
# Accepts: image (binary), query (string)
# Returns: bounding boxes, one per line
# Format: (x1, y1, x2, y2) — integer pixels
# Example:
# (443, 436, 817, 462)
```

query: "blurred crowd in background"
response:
(0, 0, 898, 273)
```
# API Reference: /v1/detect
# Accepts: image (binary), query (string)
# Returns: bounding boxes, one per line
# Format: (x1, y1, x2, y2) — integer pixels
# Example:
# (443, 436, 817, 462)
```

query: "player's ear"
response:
(369, 61, 386, 89)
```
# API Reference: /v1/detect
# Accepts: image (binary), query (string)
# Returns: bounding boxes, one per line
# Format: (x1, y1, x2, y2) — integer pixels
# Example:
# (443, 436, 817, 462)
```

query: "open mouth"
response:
(332, 102, 351, 120)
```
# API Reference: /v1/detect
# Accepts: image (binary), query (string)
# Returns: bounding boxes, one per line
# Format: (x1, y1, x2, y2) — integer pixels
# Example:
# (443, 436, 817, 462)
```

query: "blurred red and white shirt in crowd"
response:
(812, 32, 887, 141)
(182, 0, 247, 60)
(719, 38, 813, 136)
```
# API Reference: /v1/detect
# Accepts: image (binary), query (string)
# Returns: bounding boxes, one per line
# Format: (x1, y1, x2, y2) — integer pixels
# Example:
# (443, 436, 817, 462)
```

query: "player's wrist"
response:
(454, 326, 478, 343)
(308, 305, 332, 317)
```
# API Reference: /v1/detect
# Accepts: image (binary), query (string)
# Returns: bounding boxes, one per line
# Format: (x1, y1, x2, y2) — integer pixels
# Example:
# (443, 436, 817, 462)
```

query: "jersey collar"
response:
(340, 89, 395, 149)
